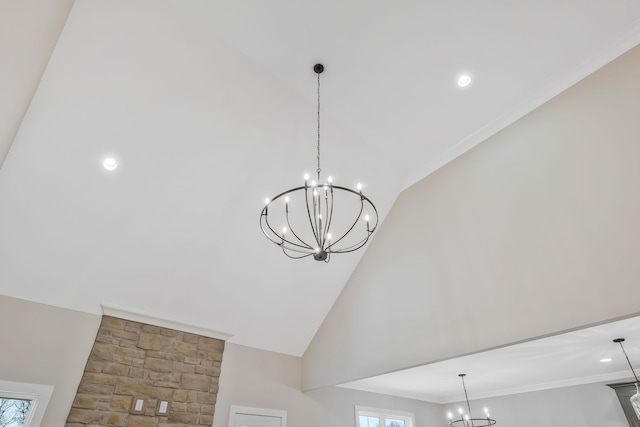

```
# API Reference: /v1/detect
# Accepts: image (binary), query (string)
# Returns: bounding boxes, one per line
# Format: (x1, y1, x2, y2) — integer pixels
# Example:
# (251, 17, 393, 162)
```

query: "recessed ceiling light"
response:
(600, 358, 612, 363)
(457, 74, 471, 87)
(103, 157, 118, 171)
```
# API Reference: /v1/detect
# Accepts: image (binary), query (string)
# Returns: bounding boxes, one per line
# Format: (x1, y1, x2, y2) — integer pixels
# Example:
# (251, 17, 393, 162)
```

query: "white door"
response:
(229, 406, 287, 427)
(234, 413, 283, 427)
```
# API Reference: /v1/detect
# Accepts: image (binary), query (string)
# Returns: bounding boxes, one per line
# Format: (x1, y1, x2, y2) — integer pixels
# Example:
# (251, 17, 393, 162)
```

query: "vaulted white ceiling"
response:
(1, 0, 640, 399)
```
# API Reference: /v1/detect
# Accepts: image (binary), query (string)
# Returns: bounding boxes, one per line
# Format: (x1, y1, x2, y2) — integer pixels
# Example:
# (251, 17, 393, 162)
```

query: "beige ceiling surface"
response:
(1, 0, 640, 372)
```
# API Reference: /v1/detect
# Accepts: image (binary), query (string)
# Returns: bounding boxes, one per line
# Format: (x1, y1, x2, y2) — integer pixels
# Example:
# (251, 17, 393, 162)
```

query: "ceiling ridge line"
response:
(402, 23, 640, 191)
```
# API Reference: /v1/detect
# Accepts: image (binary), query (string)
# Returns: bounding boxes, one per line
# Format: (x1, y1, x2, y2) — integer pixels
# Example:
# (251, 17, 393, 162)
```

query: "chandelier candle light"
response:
(614, 338, 640, 420)
(260, 64, 378, 262)
(447, 374, 496, 427)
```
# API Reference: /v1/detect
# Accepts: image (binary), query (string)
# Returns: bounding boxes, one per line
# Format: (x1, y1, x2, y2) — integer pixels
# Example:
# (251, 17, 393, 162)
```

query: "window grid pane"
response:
(359, 415, 381, 427)
(356, 407, 413, 427)
(385, 418, 406, 427)
(0, 397, 32, 427)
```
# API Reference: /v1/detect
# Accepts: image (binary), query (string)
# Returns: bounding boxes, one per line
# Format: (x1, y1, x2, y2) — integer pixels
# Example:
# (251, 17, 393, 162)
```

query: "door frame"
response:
(228, 405, 287, 427)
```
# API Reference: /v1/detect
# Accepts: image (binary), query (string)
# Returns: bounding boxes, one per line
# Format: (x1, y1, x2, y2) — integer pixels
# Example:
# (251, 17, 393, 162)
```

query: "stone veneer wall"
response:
(65, 315, 224, 427)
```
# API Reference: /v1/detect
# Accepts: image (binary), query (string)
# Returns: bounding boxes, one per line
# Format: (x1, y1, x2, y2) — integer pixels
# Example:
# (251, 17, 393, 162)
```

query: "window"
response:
(355, 406, 415, 427)
(0, 397, 32, 427)
(0, 381, 53, 427)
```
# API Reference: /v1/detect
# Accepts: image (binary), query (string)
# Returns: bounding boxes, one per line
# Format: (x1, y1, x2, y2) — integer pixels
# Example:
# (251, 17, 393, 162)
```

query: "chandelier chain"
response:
(316, 72, 321, 180)
(460, 375, 474, 426)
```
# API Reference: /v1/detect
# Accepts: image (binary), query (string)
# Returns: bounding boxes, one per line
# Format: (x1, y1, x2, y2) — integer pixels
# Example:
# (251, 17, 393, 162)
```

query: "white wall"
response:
(214, 343, 443, 427)
(0, 296, 633, 427)
(0, 298, 444, 427)
(211, 343, 634, 427)
(309, 386, 443, 427)
(0, 294, 100, 426)
(444, 381, 629, 427)
(303, 44, 640, 390)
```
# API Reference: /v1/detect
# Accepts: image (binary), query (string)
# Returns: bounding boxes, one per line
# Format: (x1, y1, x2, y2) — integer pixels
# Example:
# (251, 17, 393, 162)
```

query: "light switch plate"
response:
(156, 400, 169, 415)
(130, 397, 145, 414)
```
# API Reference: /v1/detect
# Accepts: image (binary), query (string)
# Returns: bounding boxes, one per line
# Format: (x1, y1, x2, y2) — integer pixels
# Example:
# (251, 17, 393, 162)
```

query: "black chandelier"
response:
(614, 338, 640, 420)
(447, 374, 496, 427)
(260, 64, 378, 262)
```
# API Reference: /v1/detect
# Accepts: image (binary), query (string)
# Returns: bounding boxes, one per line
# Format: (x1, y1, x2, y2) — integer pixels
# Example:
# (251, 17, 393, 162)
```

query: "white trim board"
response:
(101, 304, 233, 341)
(228, 405, 287, 427)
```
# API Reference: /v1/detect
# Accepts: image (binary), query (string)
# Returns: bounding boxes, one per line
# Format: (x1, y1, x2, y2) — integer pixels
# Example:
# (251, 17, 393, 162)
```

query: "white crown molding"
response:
(101, 304, 233, 341)
(439, 370, 637, 404)
(342, 370, 637, 405)
(403, 22, 640, 190)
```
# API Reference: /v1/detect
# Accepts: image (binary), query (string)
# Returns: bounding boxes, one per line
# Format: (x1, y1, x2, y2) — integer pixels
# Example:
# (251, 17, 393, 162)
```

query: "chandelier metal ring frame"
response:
(260, 182, 378, 261)
(260, 63, 379, 262)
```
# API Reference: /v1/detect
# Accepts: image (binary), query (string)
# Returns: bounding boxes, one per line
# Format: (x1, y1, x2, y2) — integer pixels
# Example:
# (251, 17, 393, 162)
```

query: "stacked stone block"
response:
(65, 316, 224, 427)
